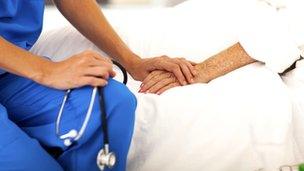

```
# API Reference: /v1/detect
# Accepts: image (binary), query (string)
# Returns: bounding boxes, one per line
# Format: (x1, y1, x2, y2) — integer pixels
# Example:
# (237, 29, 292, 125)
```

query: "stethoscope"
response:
(55, 61, 128, 170)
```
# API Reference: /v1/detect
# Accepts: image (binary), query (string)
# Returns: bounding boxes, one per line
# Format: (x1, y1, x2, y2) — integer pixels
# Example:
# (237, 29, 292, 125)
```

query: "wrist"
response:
(193, 63, 210, 83)
(29, 58, 54, 85)
(121, 53, 142, 74)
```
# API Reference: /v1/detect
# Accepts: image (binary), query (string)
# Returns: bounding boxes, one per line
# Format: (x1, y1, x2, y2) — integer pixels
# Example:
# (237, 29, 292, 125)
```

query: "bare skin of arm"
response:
(140, 43, 256, 94)
(0, 36, 115, 89)
(0, 37, 50, 80)
(53, 0, 196, 84)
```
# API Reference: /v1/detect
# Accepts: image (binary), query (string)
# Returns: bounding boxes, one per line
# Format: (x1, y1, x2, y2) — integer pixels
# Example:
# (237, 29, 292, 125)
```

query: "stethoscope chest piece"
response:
(97, 144, 116, 170)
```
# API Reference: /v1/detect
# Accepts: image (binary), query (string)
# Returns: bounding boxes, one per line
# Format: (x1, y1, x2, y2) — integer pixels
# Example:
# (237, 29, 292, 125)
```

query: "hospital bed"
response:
(31, 1, 304, 170)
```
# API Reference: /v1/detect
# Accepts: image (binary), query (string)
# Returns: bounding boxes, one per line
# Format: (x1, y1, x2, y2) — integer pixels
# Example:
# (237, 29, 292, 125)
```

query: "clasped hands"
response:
(135, 56, 202, 95)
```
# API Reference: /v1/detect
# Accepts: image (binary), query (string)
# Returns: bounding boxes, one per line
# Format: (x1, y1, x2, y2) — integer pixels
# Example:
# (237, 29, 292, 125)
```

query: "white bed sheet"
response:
(283, 61, 304, 159)
(31, 2, 303, 170)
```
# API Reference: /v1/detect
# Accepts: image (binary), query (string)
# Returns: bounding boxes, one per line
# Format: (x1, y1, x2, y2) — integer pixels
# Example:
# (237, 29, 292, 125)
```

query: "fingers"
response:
(180, 58, 198, 76)
(90, 58, 116, 77)
(150, 56, 197, 85)
(140, 71, 172, 92)
(85, 66, 115, 79)
(146, 76, 176, 94)
(173, 58, 195, 83)
(83, 51, 116, 78)
(159, 61, 187, 86)
(75, 50, 116, 79)
(82, 50, 112, 62)
(189, 61, 198, 66)
(87, 55, 113, 68)
(78, 77, 108, 87)
(157, 82, 180, 95)
(109, 69, 116, 78)
(141, 70, 163, 87)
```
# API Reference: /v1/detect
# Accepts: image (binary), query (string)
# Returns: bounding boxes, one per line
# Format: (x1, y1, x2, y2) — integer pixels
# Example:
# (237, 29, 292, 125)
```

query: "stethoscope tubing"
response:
(56, 87, 97, 143)
(55, 59, 128, 146)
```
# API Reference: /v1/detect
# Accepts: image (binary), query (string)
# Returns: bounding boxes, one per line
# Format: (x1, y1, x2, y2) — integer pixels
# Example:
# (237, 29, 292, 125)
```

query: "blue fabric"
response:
(0, 104, 64, 171)
(0, 73, 136, 171)
(0, 0, 45, 74)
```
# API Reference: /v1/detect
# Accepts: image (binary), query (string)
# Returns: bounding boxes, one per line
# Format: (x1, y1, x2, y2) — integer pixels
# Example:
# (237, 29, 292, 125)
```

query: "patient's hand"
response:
(139, 70, 181, 94)
(140, 64, 207, 94)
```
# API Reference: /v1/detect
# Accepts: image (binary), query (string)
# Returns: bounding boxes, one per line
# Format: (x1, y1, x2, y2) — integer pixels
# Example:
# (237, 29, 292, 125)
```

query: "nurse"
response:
(0, 0, 195, 171)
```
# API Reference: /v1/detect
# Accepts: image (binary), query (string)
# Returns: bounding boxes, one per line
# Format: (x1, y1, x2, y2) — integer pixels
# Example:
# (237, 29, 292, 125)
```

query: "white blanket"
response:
(31, 1, 302, 170)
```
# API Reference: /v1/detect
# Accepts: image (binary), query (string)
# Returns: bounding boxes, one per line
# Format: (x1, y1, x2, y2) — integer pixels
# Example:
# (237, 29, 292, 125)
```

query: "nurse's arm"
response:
(0, 36, 52, 80)
(0, 36, 114, 89)
(53, 0, 197, 85)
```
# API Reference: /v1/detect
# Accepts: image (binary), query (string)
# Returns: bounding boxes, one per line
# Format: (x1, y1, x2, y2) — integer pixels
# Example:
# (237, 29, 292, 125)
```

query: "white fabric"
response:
(283, 61, 304, 158)
(233, 0, 303, 73)
(31, 1, 303, 170)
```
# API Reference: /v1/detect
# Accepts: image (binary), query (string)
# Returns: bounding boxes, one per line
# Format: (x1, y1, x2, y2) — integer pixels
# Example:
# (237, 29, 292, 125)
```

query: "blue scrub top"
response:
(0, 0, 45, 74)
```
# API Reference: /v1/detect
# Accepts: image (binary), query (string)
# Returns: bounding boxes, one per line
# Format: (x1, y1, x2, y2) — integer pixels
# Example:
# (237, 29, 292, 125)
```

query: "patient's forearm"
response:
(195, 43, 256, 83)
(53, 0, 140, 69)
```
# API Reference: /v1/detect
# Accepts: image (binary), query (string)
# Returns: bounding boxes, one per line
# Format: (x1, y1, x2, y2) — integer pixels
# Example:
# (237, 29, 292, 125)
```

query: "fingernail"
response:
(183, 81, 187, 85)
(146, 90, 150, 94)
(157, 92, 161, 95)
(190, 78, 194, 83)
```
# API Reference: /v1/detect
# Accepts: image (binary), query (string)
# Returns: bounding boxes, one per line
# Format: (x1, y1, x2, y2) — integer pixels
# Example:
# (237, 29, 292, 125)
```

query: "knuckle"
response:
(173, 65, 180, 71)
(100, 82, 107, 86)
(161, 56, 169, 60)
(103, 73, 109, 79)
(99, 68, 106, 74)
(78, 57, 87, 64)
(159, 56, 165, 60)
(83, 50, 92, 55)
(87, 78, 95, 85)
(165, 73, 172, 78)
(105, 57, 112, 63)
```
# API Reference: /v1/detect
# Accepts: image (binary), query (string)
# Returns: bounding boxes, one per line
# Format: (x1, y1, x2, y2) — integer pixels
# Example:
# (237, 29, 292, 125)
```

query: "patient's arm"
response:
(140, 43, 256, 94)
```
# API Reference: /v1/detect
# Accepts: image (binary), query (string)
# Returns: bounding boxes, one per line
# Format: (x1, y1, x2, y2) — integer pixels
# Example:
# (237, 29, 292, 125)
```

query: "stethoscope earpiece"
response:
(60, 129, 78, 146)
(63, 138, 72, 146)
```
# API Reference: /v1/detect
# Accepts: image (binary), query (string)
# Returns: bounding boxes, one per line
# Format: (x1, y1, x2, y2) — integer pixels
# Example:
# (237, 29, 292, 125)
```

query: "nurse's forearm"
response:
(0, 37, 52, 80)
(194, 43, 256, 83)
(53, 0, 141, 70)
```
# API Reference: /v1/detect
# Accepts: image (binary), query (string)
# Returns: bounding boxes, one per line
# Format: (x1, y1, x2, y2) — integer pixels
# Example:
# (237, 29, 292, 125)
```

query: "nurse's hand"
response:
(36, 50, 116, 90)
(127, 56, 198, 86)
